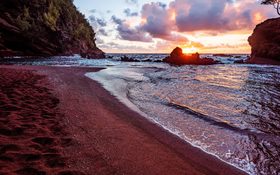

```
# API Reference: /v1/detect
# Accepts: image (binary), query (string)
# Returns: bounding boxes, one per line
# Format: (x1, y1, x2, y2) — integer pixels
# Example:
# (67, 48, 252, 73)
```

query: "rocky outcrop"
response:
(118, 55, 162, 62)
(163, 47, 218, 65)
(0, 0, 104, 58)
(248, 18, 280, 64)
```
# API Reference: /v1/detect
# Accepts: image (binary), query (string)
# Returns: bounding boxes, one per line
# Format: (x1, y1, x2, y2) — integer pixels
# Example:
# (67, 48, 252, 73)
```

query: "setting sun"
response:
(182, 47, 199, 54)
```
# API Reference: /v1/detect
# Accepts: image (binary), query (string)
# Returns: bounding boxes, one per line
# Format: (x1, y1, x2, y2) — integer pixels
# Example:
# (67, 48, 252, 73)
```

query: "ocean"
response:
(2, 54, 280, 175)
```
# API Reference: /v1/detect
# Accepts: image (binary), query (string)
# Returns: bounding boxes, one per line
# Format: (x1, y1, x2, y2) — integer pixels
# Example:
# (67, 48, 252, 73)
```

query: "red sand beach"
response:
(0, 65, 247, 175)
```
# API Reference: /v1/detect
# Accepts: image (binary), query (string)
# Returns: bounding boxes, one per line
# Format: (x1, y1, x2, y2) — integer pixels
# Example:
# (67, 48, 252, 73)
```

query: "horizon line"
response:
(105, 52, 251, 55)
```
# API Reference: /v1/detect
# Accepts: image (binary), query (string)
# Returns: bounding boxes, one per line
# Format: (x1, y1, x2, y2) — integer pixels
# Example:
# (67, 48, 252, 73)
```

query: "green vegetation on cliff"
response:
(0, 0, 104, 58)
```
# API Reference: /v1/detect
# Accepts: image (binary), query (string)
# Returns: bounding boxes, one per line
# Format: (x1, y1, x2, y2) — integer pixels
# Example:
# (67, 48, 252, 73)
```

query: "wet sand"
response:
(0, 65, 247, 175)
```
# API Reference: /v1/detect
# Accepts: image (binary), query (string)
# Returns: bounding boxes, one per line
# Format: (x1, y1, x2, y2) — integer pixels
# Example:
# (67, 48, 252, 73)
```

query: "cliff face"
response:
(0, 0, 104, 58)
(248, 18, 280, 64)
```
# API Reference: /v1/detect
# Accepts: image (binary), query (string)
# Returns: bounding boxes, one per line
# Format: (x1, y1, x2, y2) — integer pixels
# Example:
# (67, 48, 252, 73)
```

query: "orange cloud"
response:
(101, 0, 277, 53)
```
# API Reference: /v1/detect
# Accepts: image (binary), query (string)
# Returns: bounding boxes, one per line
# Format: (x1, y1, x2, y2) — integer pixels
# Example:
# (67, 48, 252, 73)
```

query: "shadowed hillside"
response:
(248, 17, 280, 64)
(0, 0, 104, 58)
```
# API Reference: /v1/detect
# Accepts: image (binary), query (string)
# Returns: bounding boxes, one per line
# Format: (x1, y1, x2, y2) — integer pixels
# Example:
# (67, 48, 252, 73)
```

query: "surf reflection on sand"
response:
(87, 64, 280, 175)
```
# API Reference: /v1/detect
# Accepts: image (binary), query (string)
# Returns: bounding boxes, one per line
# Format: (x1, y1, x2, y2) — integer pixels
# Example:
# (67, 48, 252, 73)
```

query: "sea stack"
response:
(248, 18, 280, 64)
(0, 0, 104, 58)
(163, 47, 217, 65)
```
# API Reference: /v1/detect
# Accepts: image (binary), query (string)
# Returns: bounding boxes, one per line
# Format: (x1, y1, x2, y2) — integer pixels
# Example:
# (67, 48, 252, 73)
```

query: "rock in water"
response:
(248, 18, 280, 64)
(163, 47, 217, 65)
(0, 0, 104, 58)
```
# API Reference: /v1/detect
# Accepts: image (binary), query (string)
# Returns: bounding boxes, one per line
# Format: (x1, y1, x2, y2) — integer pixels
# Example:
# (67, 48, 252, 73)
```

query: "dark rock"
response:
(106, 55, 114, 59)
(80, 48, 105, 59)
(234, 59, 245, 64)
(120, 55, 139, 62)
(163, 47, 218, 66)
(151, 59, 163, 63)
(120, 55, 162, 62)
(0, 0, 104, 58)
(213, 54, 232, 57)
(248, 17, 280, 64)
(234, 56, 242, 58)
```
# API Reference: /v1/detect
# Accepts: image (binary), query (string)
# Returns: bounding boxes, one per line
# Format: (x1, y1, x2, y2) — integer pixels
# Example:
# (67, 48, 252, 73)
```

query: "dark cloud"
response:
(111, 15, 122, 25)
(96, 37, 105, 44)
(140, 2, 172, 38)
(158, 2, 167, 8)
(125, 0, 138, 5)
(164, 34, 188, 42)
(111, 3, 188, 43)
(97, 19, 107, 27)
(173, 0, 234, 31)
(98, 28, 108, 36)
(111, 15, 152, 42)
(137, 0, 274, 35)
(170, 0, 268, 32)
(89, 9, 96, 13)
(110, 0, 275, 45)
(89, 16, 108, 38)
(124, 8, 138, 17)
(89, 16, 107, 27)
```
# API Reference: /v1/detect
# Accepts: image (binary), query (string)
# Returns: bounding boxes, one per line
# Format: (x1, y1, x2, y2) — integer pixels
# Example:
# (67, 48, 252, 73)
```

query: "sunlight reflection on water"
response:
(89, 64, 280, 175)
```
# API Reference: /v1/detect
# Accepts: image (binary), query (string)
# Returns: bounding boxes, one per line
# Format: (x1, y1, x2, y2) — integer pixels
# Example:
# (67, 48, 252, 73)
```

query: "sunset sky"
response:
(74, 0, 277, 54)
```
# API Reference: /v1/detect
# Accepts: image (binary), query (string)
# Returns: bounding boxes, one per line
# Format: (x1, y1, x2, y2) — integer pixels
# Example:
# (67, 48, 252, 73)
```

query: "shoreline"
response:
(85, 68, 248, 173)
(85, 68, 246, 172)
(0, 65, 247, 175)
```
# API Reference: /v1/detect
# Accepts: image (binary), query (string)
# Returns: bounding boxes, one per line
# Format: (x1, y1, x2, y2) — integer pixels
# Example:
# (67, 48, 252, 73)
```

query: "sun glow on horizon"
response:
(182, 47, 199, 54)
(74, 0, 277, 54)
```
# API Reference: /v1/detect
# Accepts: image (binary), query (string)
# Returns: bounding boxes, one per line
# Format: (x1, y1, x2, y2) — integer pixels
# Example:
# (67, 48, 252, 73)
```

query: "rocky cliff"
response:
(248, 18, 280, 64)
(0, 0, 104, 58)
